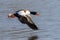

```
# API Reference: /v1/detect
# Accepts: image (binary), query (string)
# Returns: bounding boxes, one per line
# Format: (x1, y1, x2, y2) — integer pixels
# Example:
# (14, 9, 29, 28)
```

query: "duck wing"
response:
(26, 22, 38, 30)
(18, 15, 38, 30)
(25, 15, 38, 30)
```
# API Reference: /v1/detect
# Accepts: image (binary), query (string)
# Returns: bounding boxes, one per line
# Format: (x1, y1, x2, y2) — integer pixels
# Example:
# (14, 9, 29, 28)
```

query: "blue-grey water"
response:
(0, 0, 60, 40)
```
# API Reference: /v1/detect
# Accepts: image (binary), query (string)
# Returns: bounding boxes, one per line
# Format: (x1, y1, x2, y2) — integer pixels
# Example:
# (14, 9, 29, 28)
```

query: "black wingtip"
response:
(32, 25, 39, 30)
(27, 23, 39, 30)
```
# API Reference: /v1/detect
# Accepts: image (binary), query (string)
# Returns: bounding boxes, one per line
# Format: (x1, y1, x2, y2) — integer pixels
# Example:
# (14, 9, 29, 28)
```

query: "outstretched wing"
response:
(18, 15, 38, 30)
(26, 22, 38, 30)
(25, 15, 38, 30)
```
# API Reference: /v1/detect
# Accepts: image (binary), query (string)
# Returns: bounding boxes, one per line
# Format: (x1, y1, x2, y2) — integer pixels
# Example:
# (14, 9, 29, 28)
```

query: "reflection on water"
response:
(0, 28, 39, 40)
(28, 35, 38, 40)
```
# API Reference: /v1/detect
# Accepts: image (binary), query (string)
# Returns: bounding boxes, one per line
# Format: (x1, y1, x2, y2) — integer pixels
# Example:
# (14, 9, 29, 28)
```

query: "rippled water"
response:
(0, 0, 60, 40)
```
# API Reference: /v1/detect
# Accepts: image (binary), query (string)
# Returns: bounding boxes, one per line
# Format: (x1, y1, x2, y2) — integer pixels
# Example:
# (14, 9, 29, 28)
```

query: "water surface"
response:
(0, 0, 60, 40)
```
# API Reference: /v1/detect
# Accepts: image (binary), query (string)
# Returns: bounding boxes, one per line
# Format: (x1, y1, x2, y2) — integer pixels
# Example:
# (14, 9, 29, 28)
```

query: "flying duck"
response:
(8, 9, 39, 30)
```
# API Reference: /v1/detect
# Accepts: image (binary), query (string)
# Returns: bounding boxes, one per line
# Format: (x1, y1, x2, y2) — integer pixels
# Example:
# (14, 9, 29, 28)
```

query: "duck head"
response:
(8, 13, 16, 18)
